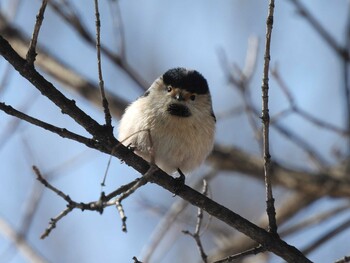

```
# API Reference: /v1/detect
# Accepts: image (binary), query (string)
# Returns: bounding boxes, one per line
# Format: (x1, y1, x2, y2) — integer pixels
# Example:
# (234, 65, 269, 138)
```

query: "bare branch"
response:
(115, 200, 127, 232)
(214, 246, 266, 263)
(140, 171, 217, 262)
(94, 0, 112, 128)
(0, 23, 312, 262)
(0, 35, 104, 136)
(261, 0, 277, 234)
(48, 0, 148, 90)
(271, 67, 350, 136)
(0, 102, 94, 146)
(183, 180, 209, 263)
(26, 0, 48, 64)
(0, 13, 128, 118)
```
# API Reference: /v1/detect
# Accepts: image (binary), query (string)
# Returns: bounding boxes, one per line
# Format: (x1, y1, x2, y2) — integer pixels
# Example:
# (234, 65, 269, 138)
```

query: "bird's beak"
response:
(173, 89, 185, 101)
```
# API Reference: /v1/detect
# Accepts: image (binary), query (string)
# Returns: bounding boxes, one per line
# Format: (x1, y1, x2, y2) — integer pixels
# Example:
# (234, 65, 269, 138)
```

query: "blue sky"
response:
(1, 1, 350, 263)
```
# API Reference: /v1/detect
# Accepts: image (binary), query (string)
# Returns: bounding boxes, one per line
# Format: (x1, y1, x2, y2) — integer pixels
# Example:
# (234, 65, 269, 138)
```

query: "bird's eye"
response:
(190, 94, 196, 101)
(167, 86, 172, 92)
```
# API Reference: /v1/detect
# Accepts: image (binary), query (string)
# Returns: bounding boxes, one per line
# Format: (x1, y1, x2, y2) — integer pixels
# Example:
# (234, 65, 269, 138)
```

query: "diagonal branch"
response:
(0, 32, 312, 262)
(0, 102, 94, 146)
(0, 35, 104, 136)
(0, 13, 128, 118)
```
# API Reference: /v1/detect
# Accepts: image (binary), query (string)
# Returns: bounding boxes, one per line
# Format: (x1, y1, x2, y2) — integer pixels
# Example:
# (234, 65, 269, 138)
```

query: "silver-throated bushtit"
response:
(118, 68, 215, 179)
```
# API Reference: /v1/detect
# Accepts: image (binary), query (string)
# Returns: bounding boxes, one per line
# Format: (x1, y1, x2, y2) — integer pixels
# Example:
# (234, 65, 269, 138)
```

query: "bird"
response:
(118, 67, 216, 181)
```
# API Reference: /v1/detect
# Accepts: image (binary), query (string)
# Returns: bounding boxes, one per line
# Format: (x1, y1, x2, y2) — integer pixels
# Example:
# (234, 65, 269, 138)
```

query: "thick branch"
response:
(0, 30, 312, 263)
(0, 35, 103, 136)
(0, 14, 128, 118)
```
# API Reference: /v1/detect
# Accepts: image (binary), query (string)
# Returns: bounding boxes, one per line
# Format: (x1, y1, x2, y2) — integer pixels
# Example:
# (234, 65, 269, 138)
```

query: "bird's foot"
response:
(173, 168, 186, 195)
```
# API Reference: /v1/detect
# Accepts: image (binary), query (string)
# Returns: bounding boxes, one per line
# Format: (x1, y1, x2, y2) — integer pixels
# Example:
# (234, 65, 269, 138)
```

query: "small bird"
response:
(118, 68, 216, 180)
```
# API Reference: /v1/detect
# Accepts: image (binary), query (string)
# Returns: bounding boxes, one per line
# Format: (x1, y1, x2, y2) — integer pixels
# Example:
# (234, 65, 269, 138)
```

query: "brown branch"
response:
(271, 67, 350, 137)
(140, 171, 217, 262)
(261, 0, 277, 234)
(93, 0, 112, 128)
(0, 102, 94, 146)
(0, 35, 104, 136)
(26, 0, 48, 64)
(48, 0, 148, 90)
(0, 14, 128, 118)
(214, 246, 266, 263)
(0, 33, 312, 262)
(183, 180, 209, 263)
(208, 193, 318, 261)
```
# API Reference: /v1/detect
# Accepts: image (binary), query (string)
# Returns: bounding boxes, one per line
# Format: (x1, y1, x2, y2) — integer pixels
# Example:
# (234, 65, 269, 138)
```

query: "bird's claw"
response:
(173, 168, 186, 195)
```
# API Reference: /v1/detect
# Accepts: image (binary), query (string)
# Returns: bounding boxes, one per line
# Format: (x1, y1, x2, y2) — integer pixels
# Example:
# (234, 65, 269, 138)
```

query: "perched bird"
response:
(118, 67, 216, 179)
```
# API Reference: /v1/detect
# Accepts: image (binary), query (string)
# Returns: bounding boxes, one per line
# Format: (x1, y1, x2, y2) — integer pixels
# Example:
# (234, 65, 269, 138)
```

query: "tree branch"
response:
(0, 27, 312, 263)
(261, 0, 277, 234)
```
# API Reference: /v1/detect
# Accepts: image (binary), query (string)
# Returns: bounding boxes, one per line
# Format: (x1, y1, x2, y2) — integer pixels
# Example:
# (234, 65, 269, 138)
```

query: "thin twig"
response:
(115, 200, 127, 232)
(94, 0, 112, 128)
(0, 102, 94, 147)
(100, 128, 150, 188)
(48, 0, 148, 90)
(0, 13, 128, 118)
(0, 94, 38, 149)
(26, 0, 48, 64)
(113, 165, 156, 232)
(0, 34, 312, 262)
(214, 245, 266, 263)
(140, 171, 217, 262)
(271, 67, 350, 136)
(182, 180, 209, 263)
(0, 35, 103, 136)
(40, 206, 73, 239)
(112, 132, 154, 232)
(261, 0, 277, 234)
(33, 164, 147, 238)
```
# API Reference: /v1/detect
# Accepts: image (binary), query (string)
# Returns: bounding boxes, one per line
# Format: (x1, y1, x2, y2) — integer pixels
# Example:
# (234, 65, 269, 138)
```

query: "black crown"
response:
(162, 68, 209, 95)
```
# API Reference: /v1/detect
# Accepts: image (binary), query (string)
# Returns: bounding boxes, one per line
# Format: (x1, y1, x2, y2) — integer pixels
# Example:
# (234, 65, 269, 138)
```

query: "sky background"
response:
(1, 0, 350, 263)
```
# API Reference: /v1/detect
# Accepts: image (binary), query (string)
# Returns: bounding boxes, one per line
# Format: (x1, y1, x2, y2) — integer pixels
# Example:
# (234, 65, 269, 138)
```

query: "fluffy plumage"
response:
(118, 68, 215, 175)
